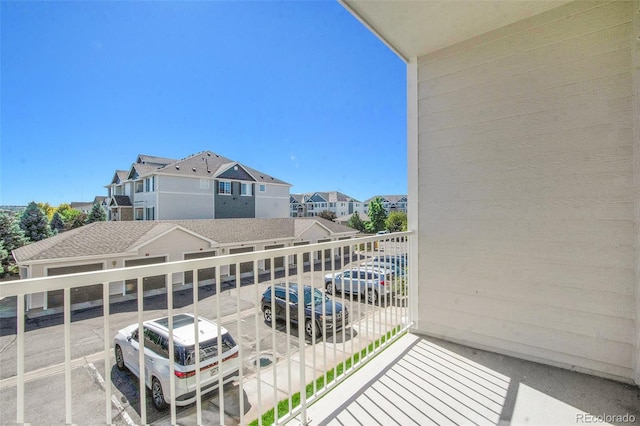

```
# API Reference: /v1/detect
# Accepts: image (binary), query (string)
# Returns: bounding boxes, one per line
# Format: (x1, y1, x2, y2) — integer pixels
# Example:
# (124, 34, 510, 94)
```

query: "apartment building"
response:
(364, 195, 408, 215)
(106, 151, 291, 221)
(290, 191, 365, 218)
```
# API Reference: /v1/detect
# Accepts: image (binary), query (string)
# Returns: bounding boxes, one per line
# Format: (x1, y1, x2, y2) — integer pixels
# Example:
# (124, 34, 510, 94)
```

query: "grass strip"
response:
(250, 325, 402, 426)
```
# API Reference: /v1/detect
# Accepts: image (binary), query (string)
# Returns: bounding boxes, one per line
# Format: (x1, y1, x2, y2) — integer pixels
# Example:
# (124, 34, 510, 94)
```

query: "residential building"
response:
(364, 195, 408, 215)
(106, 151, 291, 221)
(70, 196, 107, 215)
(12, 217, 356, 312)
(290, 191, 365, 218)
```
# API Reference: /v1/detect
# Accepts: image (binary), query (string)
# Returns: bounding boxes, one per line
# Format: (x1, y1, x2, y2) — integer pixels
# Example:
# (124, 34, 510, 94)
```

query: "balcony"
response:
(1, 232, 637, 425)
(0, 234, 413, 425)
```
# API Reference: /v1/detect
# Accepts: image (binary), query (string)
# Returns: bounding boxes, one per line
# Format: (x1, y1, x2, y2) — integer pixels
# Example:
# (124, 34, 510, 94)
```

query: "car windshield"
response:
(304, 288, 327, 306)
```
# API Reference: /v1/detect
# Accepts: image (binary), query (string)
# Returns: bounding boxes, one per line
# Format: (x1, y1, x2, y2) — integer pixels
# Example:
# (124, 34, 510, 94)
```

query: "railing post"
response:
(296, 253, 307, 425)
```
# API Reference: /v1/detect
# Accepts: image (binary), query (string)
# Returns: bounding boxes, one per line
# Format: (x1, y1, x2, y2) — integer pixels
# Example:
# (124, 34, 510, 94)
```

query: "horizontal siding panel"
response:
(418, 1, 630, 80)
(421, 254, 634, 295)
(415, 1, 635, 381)
(421, 239, 633, 274)
(419, 48, 630, 110)
(423, 198, 633, 222)
(419, 322, 635, 381)
(421, 72, 631, 117)
(424, 287, 635, 342)
(422, 305, 634, 370)
(419, 125, 632, 164)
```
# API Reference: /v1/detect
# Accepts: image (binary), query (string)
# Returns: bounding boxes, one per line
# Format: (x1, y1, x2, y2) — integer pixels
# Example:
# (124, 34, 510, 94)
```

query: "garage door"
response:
(125, 257, 166, 294)
(228, 247, 254, 275)
(47, 263, 104, 308)
(184, 251, 216, 285)
(292, 241, 310, 265)
(264, 244, 285, 271)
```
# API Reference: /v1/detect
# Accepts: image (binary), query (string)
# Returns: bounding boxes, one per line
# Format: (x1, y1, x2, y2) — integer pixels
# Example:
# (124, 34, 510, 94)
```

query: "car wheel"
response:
(325, 282, 333, 295)
(151, 377, 168, 410)
(367, 289, 378, 305)
(263, 306, 273, 323)
(305, 319, 321, 338)
(115, 345, 125, 371)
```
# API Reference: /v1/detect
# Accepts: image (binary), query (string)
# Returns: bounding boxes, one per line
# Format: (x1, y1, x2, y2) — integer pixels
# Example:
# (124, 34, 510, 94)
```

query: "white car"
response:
(114, 313, 240, 410)
(324, 267, 394, 304)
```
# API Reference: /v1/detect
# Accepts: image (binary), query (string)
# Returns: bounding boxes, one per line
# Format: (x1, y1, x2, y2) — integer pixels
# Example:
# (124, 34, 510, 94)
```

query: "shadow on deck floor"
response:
(291, 333, 640, 426)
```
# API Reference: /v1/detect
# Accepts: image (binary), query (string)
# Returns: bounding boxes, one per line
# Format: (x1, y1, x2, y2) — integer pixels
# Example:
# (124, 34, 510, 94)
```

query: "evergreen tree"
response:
(0, 211, 28, 276)
(366, 197, 387, 233)
(20, 202, 54, 242)
(0, 241, 7, 275)
(85, 202, 106, 223)
(346, 212, 367, 232)
(72, 212, 88, 229)
(50, 212, 65, 233)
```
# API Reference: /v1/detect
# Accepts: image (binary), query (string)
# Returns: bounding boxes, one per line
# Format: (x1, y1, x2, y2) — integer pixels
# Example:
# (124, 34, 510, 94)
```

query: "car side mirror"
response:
(127, 336, 132, 342)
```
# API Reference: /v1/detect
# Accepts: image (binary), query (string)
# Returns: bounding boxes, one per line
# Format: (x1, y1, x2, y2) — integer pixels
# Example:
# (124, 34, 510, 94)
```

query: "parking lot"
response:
(0, 249, 407, 425)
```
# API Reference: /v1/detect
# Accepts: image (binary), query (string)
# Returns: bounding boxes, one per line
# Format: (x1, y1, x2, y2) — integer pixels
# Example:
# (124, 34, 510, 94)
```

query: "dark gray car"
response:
(261, 283, 348, 338)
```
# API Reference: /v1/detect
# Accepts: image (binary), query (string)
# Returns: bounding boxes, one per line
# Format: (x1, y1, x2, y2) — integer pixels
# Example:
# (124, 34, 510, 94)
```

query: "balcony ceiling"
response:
(340, 0, 572, 61)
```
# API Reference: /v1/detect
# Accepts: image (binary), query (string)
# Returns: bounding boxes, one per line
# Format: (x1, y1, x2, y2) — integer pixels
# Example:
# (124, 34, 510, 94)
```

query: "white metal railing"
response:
(0, 232, 413, 425)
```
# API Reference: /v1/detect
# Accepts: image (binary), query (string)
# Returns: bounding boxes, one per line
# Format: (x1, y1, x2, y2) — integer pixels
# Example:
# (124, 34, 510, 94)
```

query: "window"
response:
(259, 184, 266, 192)
(146, 207, 155, 220)
(145, 176, 155, 192)
(241, 183, 252, 196)
(218, 181, 231, 195)
(135, 208, 143, 220)
(135, 181, 143, 193)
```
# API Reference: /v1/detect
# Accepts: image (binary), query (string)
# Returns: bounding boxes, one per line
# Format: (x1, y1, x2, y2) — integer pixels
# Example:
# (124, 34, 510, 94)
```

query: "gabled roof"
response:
(149, 151, 290, 185)
(110, 170, 129, 185)
(110, 196, 132, 207)
(216, 163, 256, 181)
(136, 154, 176, 166)
(291, 191, 362, 204)
(365, 195, 407, 204)
(12, 218, 357, 263)
(128, 163, 157, 180)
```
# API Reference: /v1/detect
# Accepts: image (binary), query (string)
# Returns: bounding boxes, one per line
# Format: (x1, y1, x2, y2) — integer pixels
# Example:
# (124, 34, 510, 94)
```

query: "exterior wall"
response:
(157, 175, 214, 219)
(414, 1, 637, 382)
(255, 184, 290, 218)
(215, 181, 255, 218)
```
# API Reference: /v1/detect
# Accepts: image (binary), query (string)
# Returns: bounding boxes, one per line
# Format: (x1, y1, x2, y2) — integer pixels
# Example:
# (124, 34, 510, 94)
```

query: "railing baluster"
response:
(270, 256, 278, 425)
(236, 261, 245, 424)
(215, 265, 224, 423)
(167, 273, 177, 425)
(64, 287, 72, 424)
(193, 269, 203, 426)
(296, 253, 307, 425)
(103, 282, 111, 424)
(16, 293, 25, 424)
(137, 277, 146, 425)
(254, 259, 262, 425)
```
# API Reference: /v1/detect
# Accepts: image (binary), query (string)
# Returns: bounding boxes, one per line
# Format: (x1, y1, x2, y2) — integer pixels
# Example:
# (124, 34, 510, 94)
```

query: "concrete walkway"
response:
(286, 334, 640, 426)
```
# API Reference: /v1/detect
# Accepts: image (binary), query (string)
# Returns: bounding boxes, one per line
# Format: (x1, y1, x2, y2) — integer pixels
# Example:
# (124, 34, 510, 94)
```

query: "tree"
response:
(85, 202, 106, 224)
(57, 204, 83, 228)
(71, 212, 88, 229)
(366, 197, 387, 233)
(0, 241, 7, 275)
(0, 211, 28, 276)
(346, 212, 367, 232)
(20, 202, 54, 242)
(386, 211, 408, 232)
(37, 202, 55, 221)
(318, 210, 337, 222)
(50, 212, 65, 233)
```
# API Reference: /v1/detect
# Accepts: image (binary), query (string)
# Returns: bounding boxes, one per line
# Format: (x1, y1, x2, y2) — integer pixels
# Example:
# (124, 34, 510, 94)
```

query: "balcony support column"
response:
(407, 56, 420, 330)
(632, 0, 640, 386)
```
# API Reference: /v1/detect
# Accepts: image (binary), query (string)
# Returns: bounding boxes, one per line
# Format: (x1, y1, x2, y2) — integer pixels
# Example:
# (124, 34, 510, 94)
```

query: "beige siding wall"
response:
(415, 1, 637, 381)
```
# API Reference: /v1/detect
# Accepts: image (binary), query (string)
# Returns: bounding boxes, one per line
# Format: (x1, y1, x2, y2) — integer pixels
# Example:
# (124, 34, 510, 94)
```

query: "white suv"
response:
(114, 313, 240, 410)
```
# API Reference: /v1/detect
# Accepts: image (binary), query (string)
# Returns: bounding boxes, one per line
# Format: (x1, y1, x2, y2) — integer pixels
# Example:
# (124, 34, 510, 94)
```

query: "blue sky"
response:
(1, 1, 406, 207)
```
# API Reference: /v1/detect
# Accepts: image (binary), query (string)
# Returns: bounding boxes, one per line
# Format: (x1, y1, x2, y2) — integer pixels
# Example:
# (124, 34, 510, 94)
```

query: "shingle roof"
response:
(111, 196, 132, 207)
(12, 218, 356, 263)
(291, 191, 362, 203)
(365, 195, 408, 204)
(147, 151, 290, 185)
(136, 155, 176, 166)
